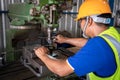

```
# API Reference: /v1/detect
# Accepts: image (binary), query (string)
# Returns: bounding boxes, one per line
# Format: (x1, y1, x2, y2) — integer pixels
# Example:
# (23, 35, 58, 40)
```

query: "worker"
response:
(34, 0, 120, 80)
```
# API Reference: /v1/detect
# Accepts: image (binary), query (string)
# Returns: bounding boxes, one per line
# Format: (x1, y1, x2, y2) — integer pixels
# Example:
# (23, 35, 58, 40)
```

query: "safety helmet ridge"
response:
(75, 0, 111, 21)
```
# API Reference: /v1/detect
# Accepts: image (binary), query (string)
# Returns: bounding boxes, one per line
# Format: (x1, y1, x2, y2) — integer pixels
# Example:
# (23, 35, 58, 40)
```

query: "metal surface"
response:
(0, 15, 4, 53)
(59, 0, 83, 37)
(114, 10, 120, 27)
(113, 0, 120, 27)
(1, 0, 7, 51)
(0, 0, 9, 66)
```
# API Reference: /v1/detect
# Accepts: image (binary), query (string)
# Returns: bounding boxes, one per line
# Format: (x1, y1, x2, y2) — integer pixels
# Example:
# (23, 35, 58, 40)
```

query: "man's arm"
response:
(34, 46, 74, 77)
(54, 35, 88, 48)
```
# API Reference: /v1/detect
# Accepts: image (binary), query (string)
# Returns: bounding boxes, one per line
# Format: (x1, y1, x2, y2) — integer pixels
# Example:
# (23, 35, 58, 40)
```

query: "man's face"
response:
(78, 17, 92, 38)
(79, 17, 100, 38)
(79, 18, 89, 37)
(79, 19, 86, 31)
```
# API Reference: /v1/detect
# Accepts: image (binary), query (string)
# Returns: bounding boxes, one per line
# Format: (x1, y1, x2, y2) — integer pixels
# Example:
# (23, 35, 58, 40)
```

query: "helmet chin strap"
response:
(82, 16, 89, 38)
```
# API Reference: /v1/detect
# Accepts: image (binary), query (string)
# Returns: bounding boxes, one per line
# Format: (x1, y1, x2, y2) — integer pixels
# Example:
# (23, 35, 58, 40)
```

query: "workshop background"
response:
(0, 0, 120, 80)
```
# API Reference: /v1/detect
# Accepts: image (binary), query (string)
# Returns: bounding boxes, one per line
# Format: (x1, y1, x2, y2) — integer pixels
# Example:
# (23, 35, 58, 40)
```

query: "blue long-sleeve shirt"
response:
(67, 36, 116, 77)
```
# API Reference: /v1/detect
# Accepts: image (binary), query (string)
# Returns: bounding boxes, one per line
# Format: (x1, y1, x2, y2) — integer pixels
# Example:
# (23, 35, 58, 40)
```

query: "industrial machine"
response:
(7, 0, 81, 79)
(8, 0, 61, 47)
(8, 0, 74, 48)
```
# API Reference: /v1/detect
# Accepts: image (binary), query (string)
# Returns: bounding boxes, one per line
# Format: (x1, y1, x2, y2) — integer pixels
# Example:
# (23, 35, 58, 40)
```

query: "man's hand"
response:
(33, 46, 74, 77)
(34, 46, 49, 58)
(54, 35, 68, 44)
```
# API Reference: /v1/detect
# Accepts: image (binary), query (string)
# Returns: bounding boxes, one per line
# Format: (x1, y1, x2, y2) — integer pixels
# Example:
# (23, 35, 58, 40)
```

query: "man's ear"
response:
(88, 17, 93, 27)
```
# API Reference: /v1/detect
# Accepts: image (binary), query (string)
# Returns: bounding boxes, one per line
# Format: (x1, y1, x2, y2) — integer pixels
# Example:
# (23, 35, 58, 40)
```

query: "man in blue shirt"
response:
(34, 0, 120, 79)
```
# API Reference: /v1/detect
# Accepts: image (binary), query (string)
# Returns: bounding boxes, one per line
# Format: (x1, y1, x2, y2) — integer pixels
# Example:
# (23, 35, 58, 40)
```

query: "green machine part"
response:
(8, 0, 61, 27)
(8, 3, 34, 26)
(6, 29, 26, 62)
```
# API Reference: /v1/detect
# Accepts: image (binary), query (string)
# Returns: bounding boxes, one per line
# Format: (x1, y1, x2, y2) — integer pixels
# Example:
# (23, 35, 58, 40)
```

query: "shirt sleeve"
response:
(67, 37, 116, 76)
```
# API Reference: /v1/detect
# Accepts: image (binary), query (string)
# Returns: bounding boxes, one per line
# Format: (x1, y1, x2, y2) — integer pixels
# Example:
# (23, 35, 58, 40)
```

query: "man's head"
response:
(76, 0, 112, 38)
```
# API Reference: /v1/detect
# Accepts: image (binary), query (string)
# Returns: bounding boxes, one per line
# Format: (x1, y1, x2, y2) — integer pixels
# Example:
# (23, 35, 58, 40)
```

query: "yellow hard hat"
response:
(75, 0, 111, 21)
